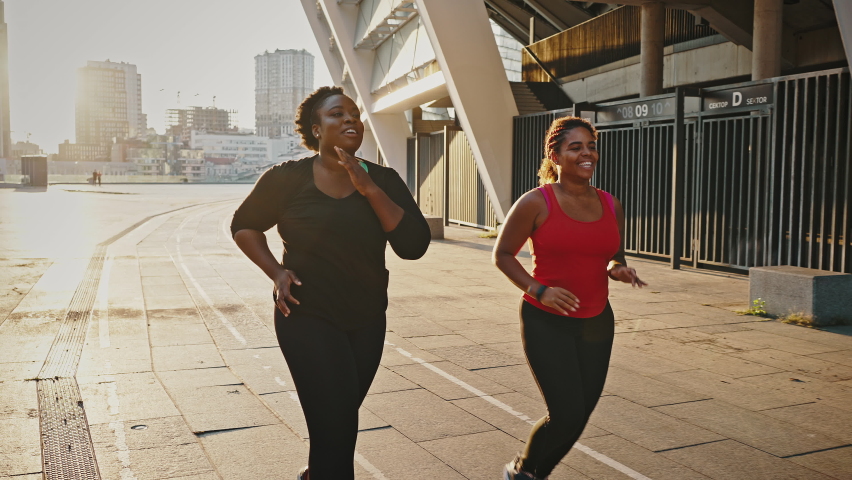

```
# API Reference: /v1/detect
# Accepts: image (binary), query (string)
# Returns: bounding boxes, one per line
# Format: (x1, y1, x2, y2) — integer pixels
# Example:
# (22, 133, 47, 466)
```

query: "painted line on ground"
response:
(385, 341, 653, 480)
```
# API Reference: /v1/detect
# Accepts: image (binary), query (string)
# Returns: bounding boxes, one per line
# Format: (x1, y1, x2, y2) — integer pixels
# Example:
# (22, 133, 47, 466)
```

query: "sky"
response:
(4, 0, 333, 154)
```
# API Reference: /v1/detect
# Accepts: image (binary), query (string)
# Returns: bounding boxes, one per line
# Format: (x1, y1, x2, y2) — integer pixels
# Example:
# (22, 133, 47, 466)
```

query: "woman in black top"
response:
(231, 86, 430, 480)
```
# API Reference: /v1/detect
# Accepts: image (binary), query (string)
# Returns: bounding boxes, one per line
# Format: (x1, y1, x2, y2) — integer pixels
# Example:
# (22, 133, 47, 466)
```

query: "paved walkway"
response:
(1, 185, 851, 479)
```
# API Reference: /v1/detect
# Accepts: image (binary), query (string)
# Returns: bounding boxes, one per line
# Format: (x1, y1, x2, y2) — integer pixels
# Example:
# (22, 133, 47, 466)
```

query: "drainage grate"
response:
(38, 378, 101, 479)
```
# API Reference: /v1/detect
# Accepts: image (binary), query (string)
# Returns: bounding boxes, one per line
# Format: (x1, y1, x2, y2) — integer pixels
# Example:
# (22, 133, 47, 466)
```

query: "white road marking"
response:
(383, 341, 653, 480)
(103, 361, 138, 480)
(97, 254, 114, 348)
(275, 376, 287, 387)
(171, 215, 246, 346)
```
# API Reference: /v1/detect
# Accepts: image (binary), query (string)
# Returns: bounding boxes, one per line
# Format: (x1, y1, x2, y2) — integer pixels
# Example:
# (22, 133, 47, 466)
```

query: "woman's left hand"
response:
(335, 146, 378, 197)
(610, 265, 648, 288)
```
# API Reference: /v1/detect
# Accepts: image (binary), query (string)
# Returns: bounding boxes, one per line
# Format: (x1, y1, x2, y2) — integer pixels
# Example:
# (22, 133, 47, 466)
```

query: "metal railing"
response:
(512, 68, 852, 274)
(406, 127, 498, 230)
(512, 108, 573, 200)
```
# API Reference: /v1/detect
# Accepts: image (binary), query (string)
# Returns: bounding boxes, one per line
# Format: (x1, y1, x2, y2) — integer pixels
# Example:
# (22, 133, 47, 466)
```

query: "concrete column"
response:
(752, 0, 783, 80)
(416, 0, 519, 221)
(640, 2, 665, 98)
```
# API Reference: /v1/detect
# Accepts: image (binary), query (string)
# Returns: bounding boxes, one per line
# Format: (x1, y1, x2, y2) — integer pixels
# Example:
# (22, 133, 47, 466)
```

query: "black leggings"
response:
(274, 309, 386, 480)
(518, 300, 615, 478)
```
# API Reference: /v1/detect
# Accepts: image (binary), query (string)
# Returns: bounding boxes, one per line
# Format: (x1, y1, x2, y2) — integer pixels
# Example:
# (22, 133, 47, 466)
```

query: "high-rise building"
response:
(255, 49, 314, 138)
(166, 106, 236, 144)
(0, 1, 11, 159)
(75, 60, 147, 149)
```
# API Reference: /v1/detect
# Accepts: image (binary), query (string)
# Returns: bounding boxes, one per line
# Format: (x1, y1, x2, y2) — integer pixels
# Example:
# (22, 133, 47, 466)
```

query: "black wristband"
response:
(534, 284, 548, 301)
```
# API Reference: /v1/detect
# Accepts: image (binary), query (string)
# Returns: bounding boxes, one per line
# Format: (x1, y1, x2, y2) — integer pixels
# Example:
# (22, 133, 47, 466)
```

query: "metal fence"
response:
(512, 108, 573, 199)
(512, 68, 852, 274)
(406, 127, 498, 230)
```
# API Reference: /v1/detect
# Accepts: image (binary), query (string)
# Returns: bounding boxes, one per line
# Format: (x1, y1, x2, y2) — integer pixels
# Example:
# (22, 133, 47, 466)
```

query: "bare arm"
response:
(233, 229, 302, 316)
(492, 190, 579, 314)
(608, 197, 647, 287)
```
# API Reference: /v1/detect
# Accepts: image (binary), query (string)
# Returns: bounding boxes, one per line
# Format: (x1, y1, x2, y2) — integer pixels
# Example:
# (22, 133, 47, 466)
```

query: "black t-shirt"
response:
(230, 155, 430, 330)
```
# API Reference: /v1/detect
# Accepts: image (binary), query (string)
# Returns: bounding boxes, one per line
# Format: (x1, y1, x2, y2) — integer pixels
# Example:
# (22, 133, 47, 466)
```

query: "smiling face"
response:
(311, 94, 364, 155)
(554, 126, 598, 182)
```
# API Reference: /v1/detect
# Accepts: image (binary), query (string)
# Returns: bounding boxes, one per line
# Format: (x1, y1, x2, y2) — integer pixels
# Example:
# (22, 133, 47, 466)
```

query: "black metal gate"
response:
(511, 68, 852, 274)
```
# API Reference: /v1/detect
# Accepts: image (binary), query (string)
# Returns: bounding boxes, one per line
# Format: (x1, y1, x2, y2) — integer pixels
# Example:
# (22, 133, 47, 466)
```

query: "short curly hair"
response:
(539, 116, 597, 185)
(295, 86, 346, 151)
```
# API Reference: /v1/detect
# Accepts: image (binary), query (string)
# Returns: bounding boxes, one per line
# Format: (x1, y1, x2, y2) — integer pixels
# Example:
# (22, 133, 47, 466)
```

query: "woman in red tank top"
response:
(494, 116, 646, 480)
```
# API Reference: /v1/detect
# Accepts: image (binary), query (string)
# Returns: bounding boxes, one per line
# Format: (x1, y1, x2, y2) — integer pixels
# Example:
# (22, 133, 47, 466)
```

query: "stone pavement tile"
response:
(148, 322, 214, 347)
(142, 283, 190, 298)
(420, 430, 556, 480)
(78, 372, 180, 425)
(731, 348, 852, 382)
(92, 426, 215, 480)
(140, 274, 186, 286)
(389, 360, 511, 401)
(89, 416, 196, 450)
(692, 323, 755, 334)
(738, 371, 852, 411)
(259, 391, 308, 438)
(0, 474, 40, 479)
(427, 344, 526, 370)
(715, 330, 844, 356)
(565, 434, 711, 480)
(198, 424, 306, 480)
(617, 333, 781, 378)
(641, 312, 743, 328)
(808, 349, 852, 368)
(407, 334, 476, 350)
(604, 367, 710, 407)
(76, 339, 152, 377)
(0, 380, 37, 420)
(362, 388, 494, 442)
(587, 396, 724, 452)
(474, 364, 541, 400)
(614, 317, 678, 333)
(608, 346, 693, 376)
(608, 300, 685, 316)
(435, 317, 518, 331)
(157, 367, 279, 433)
(0, 417, 41, 476)
(451, 392, 544, 442)
(405, 300, 485, 321)
(151, 344, 225, 372)
(0, 322, 61, 365)
(684, 304, 749, 321)
(387, 316, 454, 338)
(744, 320, 852, 350)
(655, 399, 846, 457)
(788, 446, 852, 480)
(354, 427, 466, 479)
(653, 368, 809, 411)
(369, 365, 425, 394)
(226, 359, 294, 396)
(660, 440, 832, 480)
(458, 324, 520, 344)
(644, 328, 764, 354)
(758, 402, 852, 443)
(481, 341, 527, 362)
(145, 294, 197, 310)
(0, 361, 40, 382)
(381, 332, 445, 366)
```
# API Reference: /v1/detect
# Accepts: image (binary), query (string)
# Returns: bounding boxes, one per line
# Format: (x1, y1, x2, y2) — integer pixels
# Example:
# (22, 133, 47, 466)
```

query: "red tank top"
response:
(522, 184, 620, 318)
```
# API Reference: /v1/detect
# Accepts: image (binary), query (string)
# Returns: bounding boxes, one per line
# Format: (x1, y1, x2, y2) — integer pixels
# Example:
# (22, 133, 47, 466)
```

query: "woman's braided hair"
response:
(295, 85, 346, 152)
(538, 116, 597, 185)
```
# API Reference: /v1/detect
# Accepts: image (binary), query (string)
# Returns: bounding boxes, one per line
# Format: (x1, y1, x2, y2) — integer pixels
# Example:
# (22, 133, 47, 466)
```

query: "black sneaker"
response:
(502, 456, 544, 480)
(296, 466, 308, 480)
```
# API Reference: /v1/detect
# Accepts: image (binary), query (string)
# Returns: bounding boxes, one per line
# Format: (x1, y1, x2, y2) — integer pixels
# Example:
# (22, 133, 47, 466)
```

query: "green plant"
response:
(738, 298, 769, 317)
(781, 312, 817, 328)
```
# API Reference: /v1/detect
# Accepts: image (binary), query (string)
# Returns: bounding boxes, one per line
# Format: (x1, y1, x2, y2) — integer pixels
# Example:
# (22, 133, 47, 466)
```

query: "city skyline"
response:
(5, 0, 333, 154)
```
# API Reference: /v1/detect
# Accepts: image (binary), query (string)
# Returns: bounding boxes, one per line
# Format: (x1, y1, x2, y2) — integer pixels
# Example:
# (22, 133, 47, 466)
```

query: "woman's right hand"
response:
(539, 286, 580, 315)
(273, 269, 302, 317)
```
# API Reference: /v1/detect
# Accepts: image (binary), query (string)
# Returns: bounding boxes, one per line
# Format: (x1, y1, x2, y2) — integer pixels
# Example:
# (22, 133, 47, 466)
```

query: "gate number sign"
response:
(596, 98, 676, 122)
(702, 83, 774, 111)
